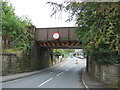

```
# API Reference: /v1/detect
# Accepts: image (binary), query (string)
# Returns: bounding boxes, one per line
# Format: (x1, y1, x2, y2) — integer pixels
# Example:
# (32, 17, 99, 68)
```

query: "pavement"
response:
(81, 67, 107, 89)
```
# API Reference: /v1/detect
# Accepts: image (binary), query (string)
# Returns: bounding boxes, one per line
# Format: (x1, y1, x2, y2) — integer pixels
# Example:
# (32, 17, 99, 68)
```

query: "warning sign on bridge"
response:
(52, 32, 60, 40)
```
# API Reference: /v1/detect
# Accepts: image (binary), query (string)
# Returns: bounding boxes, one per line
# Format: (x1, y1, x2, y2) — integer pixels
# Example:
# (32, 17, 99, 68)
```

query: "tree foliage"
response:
(2, 1, 34, 53)
(53, 49, 74, 57)
(53, 49, 65, 56)
(48, 1, 120, 64)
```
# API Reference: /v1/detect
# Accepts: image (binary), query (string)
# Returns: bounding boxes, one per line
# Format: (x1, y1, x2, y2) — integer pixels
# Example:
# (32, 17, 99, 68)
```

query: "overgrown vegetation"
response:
(48, 1, 120, 64)
(2, 1, 34, 54)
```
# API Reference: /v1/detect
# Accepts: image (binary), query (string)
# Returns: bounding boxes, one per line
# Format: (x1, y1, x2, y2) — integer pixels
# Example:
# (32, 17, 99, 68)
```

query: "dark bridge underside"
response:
(35, 27, 82, 49)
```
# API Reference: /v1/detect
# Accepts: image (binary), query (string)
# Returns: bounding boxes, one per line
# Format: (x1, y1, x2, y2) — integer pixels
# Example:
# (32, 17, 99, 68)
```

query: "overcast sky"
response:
(9, 0, 76, 28)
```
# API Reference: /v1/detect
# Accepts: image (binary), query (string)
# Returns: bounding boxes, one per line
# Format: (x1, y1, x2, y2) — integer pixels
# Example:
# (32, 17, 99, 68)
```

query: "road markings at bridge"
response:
(56, 72, 64, 76)
(38, 78, 53, 87)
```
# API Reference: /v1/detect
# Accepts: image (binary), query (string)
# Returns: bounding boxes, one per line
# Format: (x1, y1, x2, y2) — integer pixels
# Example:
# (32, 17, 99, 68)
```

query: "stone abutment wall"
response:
(87, 56, 119, 85)
(1, 45, 64, 76)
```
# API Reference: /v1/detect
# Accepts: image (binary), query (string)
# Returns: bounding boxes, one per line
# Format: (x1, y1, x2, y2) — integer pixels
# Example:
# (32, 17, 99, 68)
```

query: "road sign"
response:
(52, 32, 60, 39)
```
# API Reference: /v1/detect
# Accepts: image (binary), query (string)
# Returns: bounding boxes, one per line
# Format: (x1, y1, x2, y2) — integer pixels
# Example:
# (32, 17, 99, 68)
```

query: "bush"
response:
(93, 48, 119, 64)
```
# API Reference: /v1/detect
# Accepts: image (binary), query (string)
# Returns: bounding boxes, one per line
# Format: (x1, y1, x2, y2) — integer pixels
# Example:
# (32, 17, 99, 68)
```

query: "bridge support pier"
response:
(31, 43, 53, 70)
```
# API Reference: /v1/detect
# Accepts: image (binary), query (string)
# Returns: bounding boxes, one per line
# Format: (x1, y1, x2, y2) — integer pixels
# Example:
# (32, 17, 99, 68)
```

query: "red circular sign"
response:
(52, 32, 60, 39)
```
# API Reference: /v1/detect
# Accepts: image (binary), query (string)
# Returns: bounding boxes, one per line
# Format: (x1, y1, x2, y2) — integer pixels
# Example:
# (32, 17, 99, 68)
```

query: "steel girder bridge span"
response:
(35, 27, 82, 49)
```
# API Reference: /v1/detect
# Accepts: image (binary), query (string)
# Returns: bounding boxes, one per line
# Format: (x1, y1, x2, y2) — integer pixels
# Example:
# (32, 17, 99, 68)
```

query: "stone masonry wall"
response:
(2, 53, 20, 76)
(1, 46, 64, 76)
(101, 64, 120, 84)
(88, 56, 119, 85)
(30, 44, 64, 71)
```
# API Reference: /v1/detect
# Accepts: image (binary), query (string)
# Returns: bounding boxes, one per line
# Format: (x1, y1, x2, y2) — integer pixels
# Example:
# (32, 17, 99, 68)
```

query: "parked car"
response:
(76, 55, 84, 59)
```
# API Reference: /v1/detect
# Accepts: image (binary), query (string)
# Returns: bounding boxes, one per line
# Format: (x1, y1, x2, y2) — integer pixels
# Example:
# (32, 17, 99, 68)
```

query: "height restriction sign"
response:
(52, 32, 60, 39)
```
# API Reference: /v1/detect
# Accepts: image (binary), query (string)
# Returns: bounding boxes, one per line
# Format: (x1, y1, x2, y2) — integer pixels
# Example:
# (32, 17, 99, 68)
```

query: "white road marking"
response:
(38, 78, 53, 87)
(38, 66, 73, 87)
(56, 72, 64, 76)
(65, 68, 69, 71)
(65, 66, 73, 71)
(69, 66, 72, 69)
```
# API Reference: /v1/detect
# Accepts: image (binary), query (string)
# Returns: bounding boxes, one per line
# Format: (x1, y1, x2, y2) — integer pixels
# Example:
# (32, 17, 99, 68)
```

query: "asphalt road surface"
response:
(2, 57, 86, 88)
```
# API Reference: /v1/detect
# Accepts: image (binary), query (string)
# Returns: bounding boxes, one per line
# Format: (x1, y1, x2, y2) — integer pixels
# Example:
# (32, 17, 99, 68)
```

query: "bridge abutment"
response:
(1, 43, 64, 76)
(31, 44, 53, 70)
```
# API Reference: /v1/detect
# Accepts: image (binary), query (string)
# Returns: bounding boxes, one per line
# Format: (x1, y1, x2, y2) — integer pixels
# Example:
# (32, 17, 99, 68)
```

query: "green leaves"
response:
(2, 1, 34, 53)
(94, 48, 119, 64)
(53, 49, 65, 56)
(53, 49, 74, 57)
(48, 1, 120, 64)
(75, 3, 119, 64)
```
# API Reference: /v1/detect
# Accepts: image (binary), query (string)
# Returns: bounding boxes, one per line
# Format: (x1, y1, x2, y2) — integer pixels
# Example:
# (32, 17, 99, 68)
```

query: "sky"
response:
(9, 0, 76, 28)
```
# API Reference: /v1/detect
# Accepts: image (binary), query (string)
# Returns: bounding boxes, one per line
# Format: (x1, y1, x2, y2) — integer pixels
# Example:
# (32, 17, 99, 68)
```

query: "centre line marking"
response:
(69, 66, 72, 68)
(57, 72, 63, 76)
(65, 66, 72, 71)
(38, 78, 53, 87)
(65, 68, 69, 71)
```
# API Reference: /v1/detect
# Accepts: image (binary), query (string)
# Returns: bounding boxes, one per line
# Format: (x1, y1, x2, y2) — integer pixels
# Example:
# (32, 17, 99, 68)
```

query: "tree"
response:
(64, 49, 74, 54)
(2, 1, 34, 53)
(48, 1, 120, 64)
(53, 49, 65, 56)
(53, 49, 74, 57)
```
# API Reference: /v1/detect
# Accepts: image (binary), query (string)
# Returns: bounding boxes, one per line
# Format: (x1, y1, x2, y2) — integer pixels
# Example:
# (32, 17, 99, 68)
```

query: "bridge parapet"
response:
(35, 27, 82, 48)
(35, 27, 77, 41)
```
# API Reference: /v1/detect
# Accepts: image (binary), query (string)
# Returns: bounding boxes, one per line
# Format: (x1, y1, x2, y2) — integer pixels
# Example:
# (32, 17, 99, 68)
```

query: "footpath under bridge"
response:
(35, 27, 82, 49)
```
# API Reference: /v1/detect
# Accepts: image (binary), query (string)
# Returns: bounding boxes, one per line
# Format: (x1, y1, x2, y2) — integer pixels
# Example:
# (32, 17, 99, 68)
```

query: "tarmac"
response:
(0, 66, 110, 89)
(1, 66, 54, 83)
(81, 67, 107, 89)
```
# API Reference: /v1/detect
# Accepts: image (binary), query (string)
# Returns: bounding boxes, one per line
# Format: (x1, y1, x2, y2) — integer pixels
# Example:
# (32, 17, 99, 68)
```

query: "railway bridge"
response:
(35, 27, 82, 49)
